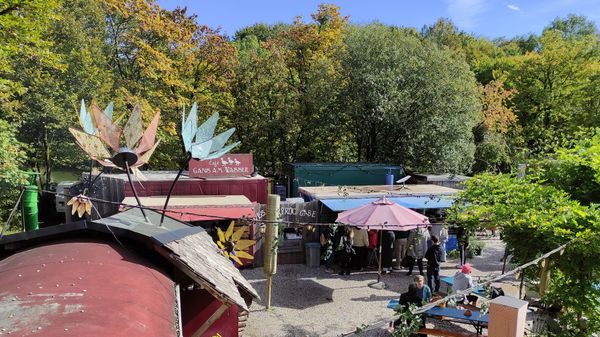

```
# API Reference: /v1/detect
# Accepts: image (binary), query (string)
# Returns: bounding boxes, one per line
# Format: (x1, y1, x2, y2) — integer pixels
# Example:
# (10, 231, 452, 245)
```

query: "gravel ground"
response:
(241, 236, 515, 337)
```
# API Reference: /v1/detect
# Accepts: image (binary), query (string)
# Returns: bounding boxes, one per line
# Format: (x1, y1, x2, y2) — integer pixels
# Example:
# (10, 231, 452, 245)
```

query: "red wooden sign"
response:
(189, 154, 254, 178)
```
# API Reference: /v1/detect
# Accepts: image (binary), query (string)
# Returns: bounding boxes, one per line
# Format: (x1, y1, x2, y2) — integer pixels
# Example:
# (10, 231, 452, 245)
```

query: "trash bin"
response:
(446, 234, 458, 251)
(305, 242, 321, 268)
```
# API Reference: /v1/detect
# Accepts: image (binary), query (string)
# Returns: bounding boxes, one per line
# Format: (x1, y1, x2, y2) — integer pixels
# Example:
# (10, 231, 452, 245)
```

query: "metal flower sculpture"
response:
(67, 195, 92, 218)
(160, 102, 240, 224)
(70, 100, 161, 174)
(69, 99, 161, 221)
(216, 221, 256, 265)
(181, 102, 240, 161)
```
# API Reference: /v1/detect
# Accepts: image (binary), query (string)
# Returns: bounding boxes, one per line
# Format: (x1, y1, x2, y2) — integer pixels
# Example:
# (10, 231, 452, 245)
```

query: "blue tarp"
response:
(321, 196, 454, 212)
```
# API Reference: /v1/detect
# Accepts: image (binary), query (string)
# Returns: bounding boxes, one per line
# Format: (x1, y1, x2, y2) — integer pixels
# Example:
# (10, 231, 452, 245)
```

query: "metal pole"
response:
(124, 162, 149, 223)
(377, 230, 383, 283)
(160, 152, 192, 225)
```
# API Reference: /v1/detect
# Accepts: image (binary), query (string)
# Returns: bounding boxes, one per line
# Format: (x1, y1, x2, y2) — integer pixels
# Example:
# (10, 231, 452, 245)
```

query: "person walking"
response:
(424, 235, 443, 293)
(367, 229, 378, 267)
(430, 224, 448, 262)
(320, 224, 336, 273)
(352, 227, 369, 271)
(456, 226, 470, 267)
(381, 230, 395, 273)
(406, 227, 430, 276)
(335, 226, 354, 276)
(393, 230, 410, 270)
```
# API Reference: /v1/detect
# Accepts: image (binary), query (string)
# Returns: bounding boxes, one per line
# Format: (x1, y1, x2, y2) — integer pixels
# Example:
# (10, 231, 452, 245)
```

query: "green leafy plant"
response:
(390, 304, 424, 337)
(467, 238, 484, 257)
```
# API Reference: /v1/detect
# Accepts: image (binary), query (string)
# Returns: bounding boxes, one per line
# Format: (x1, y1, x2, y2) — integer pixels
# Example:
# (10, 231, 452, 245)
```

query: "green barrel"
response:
(22, 185, 39, 231)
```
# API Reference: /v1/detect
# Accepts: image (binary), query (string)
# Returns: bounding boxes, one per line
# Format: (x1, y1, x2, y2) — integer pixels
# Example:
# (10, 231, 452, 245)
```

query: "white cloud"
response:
(443, 0, 487, 30)
(507, 4, 520, 11)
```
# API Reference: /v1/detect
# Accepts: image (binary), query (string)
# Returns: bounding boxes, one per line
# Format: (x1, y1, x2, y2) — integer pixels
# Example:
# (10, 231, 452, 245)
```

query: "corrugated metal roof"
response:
(121, 195, 253, 207)
(0, 241, 176, 336)
(163, 207, 255, 222)
(120, 195, 256, 221)
(321, 196, 454, 212)
(299, 184, 459, 199)
(94, 207, 196, 239)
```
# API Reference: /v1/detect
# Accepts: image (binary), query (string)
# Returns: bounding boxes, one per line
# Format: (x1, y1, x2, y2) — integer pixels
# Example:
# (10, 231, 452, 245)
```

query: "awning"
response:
(121, 195, 256, 222)
(163, 206, 255, 222)
(321, 196, 454, 212)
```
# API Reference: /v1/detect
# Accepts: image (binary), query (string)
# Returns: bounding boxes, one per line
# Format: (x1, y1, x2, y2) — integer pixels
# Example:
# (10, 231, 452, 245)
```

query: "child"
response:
(413, 275, 432, 303)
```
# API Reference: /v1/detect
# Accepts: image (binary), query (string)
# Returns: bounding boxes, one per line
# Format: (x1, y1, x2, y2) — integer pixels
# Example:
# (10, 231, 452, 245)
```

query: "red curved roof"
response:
(0, 241, 176, 336)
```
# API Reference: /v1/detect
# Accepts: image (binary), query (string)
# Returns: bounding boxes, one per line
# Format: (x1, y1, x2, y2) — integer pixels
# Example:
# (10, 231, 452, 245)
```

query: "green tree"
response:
(344, 23, 480, 172)
(507, 30, 599, 150)
(448, 170, 600, 336)
(0, 119, 27, 227)
(472, 80, 519, 172)
(545, 14, 598, 39)
(231, 36, 299, 175)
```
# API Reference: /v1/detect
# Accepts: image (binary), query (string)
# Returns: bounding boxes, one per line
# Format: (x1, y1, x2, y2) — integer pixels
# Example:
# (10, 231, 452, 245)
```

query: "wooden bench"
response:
(416, 328, 486, 337)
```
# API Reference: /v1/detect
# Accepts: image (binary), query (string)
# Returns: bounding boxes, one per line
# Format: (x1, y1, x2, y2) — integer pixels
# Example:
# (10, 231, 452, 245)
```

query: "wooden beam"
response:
(191, 303, 229, 337)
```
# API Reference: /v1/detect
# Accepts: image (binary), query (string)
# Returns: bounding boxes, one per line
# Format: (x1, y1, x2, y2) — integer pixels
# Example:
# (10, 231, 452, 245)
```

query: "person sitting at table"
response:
(453, 263, 478, 306)
(414, 275, 432, 303)
(394, 284, 427, 337)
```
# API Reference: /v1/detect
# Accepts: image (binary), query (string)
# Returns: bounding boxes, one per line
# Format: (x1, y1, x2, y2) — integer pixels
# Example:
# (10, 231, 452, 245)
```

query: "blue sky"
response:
(157, 0, 600, 39)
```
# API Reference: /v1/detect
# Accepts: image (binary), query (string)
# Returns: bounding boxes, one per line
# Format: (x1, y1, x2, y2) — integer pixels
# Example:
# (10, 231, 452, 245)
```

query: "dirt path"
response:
(241, 237, 511, 337)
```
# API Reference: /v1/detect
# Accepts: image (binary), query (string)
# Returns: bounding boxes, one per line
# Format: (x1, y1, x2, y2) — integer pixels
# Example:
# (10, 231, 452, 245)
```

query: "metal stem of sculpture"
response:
(159, 103, 240, 226)
(159, 152, 192, 225)
(125, 161, 149, 223)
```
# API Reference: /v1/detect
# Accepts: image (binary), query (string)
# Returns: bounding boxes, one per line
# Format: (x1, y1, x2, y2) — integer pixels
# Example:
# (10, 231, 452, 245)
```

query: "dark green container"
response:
(22, 185, 39, 231)
(285, 163, 405, 197)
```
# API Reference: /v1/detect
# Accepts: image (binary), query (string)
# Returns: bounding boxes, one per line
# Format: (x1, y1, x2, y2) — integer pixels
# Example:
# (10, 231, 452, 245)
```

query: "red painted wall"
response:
(124, 178, 268, 204)
(181, 288, 239, 337)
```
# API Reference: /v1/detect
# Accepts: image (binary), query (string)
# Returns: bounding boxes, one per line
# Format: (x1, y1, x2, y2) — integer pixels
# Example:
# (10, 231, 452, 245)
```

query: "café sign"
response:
(254, 200, 320, 224)
(189, 153, 253, 178)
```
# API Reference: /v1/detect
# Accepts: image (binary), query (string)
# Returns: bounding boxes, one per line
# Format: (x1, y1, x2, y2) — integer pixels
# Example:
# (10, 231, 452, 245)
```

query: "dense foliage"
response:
(2, 3, 600, 211)
(0, 119, 27, 227)
(448, 131, 600, 336)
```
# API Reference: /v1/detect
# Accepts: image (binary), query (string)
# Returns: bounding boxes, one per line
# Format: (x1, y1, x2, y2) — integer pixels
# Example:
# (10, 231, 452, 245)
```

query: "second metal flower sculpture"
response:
(159, 102, 240, 225)
(69, 100, 161, 221)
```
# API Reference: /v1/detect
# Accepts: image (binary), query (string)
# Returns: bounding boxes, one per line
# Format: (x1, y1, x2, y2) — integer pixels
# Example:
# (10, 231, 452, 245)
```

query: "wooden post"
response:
(263, 194, 280, 309)
(488, 296, 528, 337)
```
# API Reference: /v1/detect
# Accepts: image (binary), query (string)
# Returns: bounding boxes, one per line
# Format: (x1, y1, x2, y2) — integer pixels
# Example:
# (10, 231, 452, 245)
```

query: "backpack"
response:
(491, 286, 505, 299)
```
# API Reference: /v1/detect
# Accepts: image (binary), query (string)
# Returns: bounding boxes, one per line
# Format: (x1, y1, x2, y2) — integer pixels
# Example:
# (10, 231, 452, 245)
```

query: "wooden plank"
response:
(417, 328, 485, 337)
(191, 303, 229, 337)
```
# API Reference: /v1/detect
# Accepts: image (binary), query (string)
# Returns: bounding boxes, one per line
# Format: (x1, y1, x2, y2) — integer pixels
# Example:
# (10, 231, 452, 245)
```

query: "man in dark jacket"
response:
(424, 235, 443, 292)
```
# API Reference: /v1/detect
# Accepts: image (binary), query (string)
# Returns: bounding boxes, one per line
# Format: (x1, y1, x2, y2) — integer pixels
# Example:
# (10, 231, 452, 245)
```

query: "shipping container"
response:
(285, 163, 405, 197)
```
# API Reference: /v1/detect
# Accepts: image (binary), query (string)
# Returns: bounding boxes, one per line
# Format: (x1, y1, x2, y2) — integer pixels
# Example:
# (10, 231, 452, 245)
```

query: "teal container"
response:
(22, 185, 39, 231)
(286, 163, 405, 197)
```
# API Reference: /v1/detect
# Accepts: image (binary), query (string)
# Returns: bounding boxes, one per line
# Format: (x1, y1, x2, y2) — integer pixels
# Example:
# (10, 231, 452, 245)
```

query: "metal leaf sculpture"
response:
(70, 100, 161, 222)
(160, 102, 240, 225)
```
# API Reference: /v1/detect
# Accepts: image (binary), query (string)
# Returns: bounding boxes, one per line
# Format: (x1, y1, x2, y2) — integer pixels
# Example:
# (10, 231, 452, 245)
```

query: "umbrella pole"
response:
(368, 230, 386, 289)
(377, 230, 383, 283)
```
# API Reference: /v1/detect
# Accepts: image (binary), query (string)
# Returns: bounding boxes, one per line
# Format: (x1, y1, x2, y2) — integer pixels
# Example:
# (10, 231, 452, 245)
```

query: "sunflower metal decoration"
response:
(216, 221, 256, 266)
(67, 194, 93, 217)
